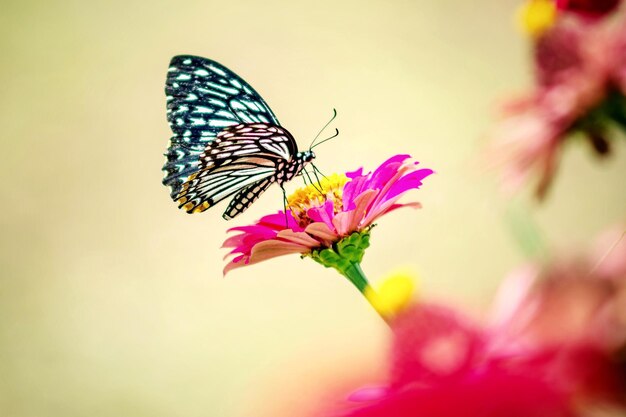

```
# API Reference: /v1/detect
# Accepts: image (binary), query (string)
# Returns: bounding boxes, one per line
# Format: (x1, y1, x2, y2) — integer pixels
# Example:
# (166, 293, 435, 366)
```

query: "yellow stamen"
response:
(287, 173, 348, 220)
(517, 0, 557, 38)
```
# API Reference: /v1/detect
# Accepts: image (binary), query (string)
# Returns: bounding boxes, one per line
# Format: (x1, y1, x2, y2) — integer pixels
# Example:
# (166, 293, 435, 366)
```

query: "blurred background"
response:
(1, 1, 624, 416)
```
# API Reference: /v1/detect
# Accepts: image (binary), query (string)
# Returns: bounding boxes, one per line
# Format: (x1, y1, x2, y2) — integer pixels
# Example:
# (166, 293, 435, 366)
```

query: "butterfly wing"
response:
(176, 123, 299, 217)
(222, 177, 274, 220)
(163, 55, 281, 199)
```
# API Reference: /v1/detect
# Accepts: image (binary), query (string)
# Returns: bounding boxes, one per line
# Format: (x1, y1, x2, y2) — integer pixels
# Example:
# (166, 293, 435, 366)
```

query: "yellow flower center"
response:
(287, 173, 348, 224)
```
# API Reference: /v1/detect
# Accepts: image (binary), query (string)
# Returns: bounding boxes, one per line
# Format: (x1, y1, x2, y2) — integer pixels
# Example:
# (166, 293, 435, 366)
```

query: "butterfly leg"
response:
(312, 163, 328, 180)
(301, 169, 310, 187)
(281, 185, 289, 228)
(303, 168, 323, 195)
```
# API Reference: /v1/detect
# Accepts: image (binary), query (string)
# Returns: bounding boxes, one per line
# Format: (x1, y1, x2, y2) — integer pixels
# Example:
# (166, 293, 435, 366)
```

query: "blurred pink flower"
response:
(314, 226, 626, 417)
(489, 224, 626, 406)
(325, 304, 576, 417)
(488, 10, 626, 198)
(556, 0, 622, 18)
(222, 155, 433, 274)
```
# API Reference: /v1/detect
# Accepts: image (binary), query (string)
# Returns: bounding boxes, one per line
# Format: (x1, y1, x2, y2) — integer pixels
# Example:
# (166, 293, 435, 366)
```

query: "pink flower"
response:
(323, 304, 577, 417)
(490, 225, 626, 350)
(489, 224, 626, 408)
(487, 11, 626, 198)
(556, 0, 622, 18)
(222, 155, 433, 275)
(311, 227, 626, 417)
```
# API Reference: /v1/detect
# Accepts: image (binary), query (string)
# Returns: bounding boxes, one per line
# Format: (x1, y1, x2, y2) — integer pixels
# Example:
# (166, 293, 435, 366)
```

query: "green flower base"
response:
(308, 229, 372, 293)
(571, 88, 626, 155)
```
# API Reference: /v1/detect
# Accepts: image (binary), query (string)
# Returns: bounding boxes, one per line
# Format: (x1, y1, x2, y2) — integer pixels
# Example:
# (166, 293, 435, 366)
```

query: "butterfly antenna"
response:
(309, 108, 337, 150)
(310, 128, 339, 150)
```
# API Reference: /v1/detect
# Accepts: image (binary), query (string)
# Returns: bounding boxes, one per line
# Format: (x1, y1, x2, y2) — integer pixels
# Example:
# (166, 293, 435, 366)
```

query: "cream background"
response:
(1, 1, 625, 416)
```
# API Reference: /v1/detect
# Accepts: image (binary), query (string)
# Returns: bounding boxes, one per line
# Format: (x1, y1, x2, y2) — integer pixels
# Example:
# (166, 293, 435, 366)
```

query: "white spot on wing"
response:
(209, 98, 226, 107)
(215, 110, 235, 119)
(231, 101, 246, 110)
(191, 118, 206, 126)
(206, 82, 239, 95)
(194, 106, 213, 114)
(209, 119, 236, 127)
(208, 65, 226, 76)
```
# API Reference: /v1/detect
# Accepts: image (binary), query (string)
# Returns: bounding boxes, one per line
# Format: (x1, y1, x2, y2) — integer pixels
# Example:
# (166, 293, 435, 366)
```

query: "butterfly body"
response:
(162, 55, 316, 219)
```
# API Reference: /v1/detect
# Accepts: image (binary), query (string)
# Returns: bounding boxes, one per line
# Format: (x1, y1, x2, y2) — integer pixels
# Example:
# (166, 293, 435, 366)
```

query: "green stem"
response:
(307, 229, 389, 324)
(342, 262, 369, 293)
(505, 199, 549, 262)
(340, 262, 391, 325)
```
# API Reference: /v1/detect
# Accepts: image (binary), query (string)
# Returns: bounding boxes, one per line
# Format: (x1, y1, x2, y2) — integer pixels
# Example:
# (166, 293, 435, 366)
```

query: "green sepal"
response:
(306, 229, 372, 293)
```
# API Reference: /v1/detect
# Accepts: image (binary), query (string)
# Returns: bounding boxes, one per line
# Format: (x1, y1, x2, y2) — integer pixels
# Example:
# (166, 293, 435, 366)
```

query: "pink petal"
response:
(366, 155, 411, 191)
(334, 189, 378, 235)
(276, 229, 321, 248)
(346, 167, 364, 179)
(366, 202, 422, 226)
(223, 255, 247, 275)
(258, 211, 303, 232)
(391, 304, 484, 387)
(366, 163, 413, 215)
(347, 386, 389, 402)
(384, 168, 434, 201)
(343, 175, 368, 210)
(305, 222, 339, 246)
(363, 197, 421, 226)
(222, 226, 277, 248)
(331, 211, 353, 237)
(307, 200, 337, 232)
(248, 239, 310, 261)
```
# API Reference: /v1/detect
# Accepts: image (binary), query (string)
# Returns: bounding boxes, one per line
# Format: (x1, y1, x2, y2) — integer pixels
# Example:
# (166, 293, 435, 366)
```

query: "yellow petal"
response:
(517, 0, 557, 38)
(365, 268, 417, 319)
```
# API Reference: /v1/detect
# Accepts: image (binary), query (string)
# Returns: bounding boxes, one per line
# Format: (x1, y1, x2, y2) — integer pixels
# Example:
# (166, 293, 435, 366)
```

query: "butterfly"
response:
(162, 55, 334, 220)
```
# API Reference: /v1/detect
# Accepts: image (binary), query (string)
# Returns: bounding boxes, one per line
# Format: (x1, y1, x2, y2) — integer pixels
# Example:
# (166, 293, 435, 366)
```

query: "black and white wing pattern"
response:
(162, 55, 315, 219)
(163, 55, 280, 199)
(175, 123, 300, 218)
